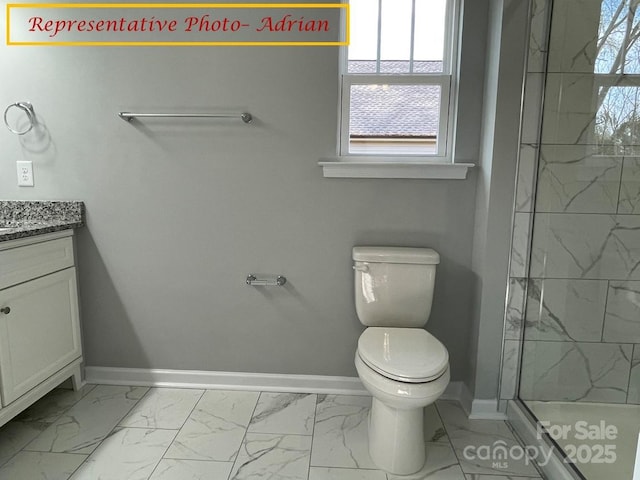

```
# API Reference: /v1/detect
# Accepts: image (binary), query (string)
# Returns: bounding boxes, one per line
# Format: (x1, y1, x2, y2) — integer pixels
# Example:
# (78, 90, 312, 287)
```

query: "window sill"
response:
(318, 159, 474, 179)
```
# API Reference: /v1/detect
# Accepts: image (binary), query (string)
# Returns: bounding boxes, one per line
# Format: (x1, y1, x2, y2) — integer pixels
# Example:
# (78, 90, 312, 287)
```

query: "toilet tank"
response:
(353, 247, 439, 328)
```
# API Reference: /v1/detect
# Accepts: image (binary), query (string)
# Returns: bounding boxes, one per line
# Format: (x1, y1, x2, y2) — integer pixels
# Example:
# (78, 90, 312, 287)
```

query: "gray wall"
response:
(0, 2, 488, 381)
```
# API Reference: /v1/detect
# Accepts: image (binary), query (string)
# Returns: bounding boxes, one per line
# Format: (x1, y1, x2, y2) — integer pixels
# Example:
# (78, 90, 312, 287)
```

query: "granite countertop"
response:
(0, 201, 85, 242)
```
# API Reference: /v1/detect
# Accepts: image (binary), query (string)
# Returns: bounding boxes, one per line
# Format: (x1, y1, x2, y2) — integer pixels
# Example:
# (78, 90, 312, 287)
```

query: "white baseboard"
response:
(85, 367, 369, 395)
(85, 367, 471, 403)
(470, 398, 508, 420)
(441, 381, 473, 415)
(440, 382, 506, 420)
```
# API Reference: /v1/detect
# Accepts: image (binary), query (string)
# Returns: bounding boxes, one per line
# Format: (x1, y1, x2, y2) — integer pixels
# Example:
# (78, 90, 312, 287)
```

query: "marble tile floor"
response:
(0, 384, 545, 480)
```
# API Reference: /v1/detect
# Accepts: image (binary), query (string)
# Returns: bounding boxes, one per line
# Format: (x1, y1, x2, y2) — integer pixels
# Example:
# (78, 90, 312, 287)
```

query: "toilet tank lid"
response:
(352, 247, 440, 265)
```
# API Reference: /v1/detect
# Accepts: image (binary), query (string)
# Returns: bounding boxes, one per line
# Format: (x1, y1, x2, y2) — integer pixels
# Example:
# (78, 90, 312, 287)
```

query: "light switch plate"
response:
(17, 161, 34, 187)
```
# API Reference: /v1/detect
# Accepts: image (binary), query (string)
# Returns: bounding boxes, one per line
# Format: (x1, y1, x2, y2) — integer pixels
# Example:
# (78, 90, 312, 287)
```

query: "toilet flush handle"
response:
(353, 264, 369, 273)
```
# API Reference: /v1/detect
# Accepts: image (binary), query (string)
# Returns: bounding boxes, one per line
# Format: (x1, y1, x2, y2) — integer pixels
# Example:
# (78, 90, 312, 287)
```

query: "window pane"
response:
(596, 0, 640, 74)
(595, 85, 640, 154)
(348, 0, 379, 73)
(414, 0, 446, 72)
(347, 0, 448, 74)
(380, 0, 412, 73)
(349, 84, 442, 154)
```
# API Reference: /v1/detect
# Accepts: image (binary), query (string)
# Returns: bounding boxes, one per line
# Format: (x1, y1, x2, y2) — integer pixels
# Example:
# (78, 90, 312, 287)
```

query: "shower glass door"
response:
(518, 0, 640, 478)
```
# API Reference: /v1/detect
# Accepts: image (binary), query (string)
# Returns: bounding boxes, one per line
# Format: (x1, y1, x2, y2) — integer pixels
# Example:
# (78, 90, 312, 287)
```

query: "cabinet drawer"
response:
(0, 267, 81, 404)
(0, 237, 74, 290)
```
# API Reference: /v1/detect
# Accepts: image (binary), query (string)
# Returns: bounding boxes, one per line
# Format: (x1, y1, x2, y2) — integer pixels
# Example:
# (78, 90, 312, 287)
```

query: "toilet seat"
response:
(357, 327, 448, 383)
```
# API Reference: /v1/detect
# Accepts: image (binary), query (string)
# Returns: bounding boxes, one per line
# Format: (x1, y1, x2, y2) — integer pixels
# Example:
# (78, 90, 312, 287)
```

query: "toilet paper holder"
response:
(246, 274, 287, 287)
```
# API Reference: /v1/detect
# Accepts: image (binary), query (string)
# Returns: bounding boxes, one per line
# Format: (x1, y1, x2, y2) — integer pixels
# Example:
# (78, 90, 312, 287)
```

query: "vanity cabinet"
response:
(0, 231, 83, 424)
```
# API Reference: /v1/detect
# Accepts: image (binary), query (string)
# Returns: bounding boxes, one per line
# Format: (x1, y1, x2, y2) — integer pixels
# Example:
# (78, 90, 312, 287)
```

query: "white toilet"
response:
(353, 246, 450, 475)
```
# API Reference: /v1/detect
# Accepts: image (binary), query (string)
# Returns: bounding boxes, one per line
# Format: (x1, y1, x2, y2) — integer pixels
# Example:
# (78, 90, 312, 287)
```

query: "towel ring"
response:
(4, 102, 36, 135)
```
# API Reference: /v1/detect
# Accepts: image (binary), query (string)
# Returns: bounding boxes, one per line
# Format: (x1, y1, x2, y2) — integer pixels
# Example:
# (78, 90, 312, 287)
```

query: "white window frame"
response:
(338, 0, 460, 162)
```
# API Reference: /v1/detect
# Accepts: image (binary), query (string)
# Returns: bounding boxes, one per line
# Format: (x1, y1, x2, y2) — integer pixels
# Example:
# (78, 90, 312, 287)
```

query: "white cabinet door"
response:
(0, 267, 81, 404)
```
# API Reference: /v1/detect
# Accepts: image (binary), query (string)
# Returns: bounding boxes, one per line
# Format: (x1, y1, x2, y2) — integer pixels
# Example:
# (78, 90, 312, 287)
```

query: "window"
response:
(340, 0, 459, 160)
(591, 0, 640, 155)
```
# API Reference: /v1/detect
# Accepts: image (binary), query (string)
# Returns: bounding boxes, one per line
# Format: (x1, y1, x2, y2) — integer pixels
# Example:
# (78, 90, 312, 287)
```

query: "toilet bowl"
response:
(352, 247, 450, 475)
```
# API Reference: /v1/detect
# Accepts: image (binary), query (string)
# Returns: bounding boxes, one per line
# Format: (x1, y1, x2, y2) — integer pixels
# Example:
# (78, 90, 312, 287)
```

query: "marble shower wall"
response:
(499, 0, 640, 405)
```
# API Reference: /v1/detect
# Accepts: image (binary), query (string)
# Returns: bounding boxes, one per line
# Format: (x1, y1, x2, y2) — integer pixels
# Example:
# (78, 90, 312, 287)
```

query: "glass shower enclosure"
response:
(514, 0, 640, 478)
